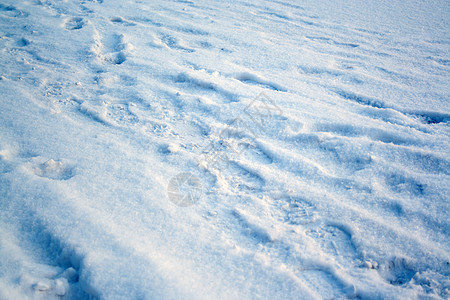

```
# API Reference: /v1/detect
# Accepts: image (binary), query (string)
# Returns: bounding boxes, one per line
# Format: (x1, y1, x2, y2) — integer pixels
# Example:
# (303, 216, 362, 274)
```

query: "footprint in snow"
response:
(283, 196, 318, 225)
(16, 38, 30, 47)
(32, 267, 79, 297)
(306, 224, 360, 267)
(64, 17, 85, 30)
(0, 4, 29, 18)
(106, 103, 139, 127)
(221, 161, 265, 192)
(217, 130, 273, 165)
(99, 33, 131, 65)
(383, 172, 426, 196)
(160, 33, 194, 53)
(33, 159, 74, 180)
(378, 256, 417, 286)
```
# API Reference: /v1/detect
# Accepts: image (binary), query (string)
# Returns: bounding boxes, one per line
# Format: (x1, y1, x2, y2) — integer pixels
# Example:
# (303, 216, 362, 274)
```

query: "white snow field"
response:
(0, 0, 449, 299)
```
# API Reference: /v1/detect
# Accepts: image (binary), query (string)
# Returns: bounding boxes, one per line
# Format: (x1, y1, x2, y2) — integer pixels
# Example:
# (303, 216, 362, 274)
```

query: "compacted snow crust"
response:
(0, 0, 449, 299)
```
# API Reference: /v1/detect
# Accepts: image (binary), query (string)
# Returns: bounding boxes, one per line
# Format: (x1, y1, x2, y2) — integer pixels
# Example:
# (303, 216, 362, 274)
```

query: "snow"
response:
(0, 0, 449, 299)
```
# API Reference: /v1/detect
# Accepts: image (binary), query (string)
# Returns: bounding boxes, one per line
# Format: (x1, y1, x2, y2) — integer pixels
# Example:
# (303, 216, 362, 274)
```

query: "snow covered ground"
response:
(0, 0, 449, 299)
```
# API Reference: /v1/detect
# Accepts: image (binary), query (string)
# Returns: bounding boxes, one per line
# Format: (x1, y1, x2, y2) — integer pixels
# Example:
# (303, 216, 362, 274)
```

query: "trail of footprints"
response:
(201, 101, 363, 286)
(234, 191, 428, 294)
(7, 0, 443, 297)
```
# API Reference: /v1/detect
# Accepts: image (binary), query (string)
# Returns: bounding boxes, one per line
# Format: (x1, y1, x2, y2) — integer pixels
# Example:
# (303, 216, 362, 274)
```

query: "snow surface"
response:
(0, 0, 449, 299)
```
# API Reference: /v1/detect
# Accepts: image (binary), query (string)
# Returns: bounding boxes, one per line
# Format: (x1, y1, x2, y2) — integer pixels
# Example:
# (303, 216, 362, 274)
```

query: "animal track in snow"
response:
(64, 17, 84, 30)
(33, 159, 74, 180)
